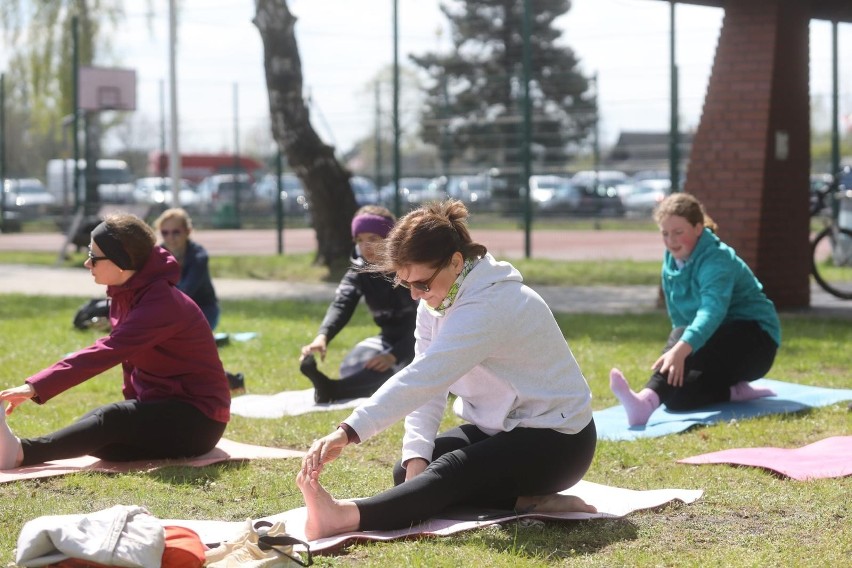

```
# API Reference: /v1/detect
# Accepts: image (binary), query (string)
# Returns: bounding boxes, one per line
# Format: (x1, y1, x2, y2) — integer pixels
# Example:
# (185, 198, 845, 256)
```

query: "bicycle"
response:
(809, 168, 852, 299)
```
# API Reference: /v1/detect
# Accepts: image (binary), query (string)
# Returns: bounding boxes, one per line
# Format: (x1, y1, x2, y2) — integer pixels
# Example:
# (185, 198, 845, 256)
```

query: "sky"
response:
(3, 0, 852, 164)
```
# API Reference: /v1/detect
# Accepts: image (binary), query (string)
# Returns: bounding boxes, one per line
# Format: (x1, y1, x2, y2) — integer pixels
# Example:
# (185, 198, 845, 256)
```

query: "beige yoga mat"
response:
(168, 479, 704, 553)
(0, 438, 305, 484)
(230, 388, 368, 418)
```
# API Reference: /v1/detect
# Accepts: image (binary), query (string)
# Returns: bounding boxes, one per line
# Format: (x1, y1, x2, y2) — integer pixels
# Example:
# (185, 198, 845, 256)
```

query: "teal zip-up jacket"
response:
(662, 228, 781, 352)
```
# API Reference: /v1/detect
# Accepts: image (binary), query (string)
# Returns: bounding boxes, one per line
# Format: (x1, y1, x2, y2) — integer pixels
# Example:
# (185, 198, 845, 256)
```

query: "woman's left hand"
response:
(301, 427, 349, 476)
(652, 341, 693, 387)
(364, 353, 396, 372)
(0, 384, 35, 415)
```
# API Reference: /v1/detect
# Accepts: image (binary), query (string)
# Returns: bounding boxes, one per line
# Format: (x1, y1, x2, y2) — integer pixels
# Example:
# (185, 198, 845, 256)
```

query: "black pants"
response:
(356, 419, 597, 531)
(20, 399, 227, 466)
(645, 321, 778, 410)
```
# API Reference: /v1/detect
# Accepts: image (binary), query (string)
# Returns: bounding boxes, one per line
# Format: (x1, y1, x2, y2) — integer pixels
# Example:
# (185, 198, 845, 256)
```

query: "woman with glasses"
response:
(296, 199, 597, 539)
(0, 213, 230, 470)
(155, 208, 219, 330)
(154, 207, 244, 394)
(298, 205, 417, 403)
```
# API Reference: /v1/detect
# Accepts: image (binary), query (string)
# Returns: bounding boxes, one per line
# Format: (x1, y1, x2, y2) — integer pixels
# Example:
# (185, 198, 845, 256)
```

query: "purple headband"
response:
(351, 213, 394, 238)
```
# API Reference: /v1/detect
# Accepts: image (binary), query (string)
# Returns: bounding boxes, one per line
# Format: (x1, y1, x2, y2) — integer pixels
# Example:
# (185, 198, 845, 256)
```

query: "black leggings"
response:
(645, 321, 778, 410)
(20, 399, 227, 466)
(356, 419, 597, 531)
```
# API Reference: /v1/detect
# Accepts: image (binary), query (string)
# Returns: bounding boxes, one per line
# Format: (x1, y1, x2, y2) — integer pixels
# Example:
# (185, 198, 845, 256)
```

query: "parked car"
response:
(622, 179, 670, 217)
(350, 176, 380, 206)
(196, 174, 257, 213)
(571, 170, 629, 189)
(253, 173, 309, 217)
(528, 175, 572, 207)
(536, 181, 583, 216)
(133, 177, 200, 213)
(3, 178, 57, 220)
(379, 177, 440, 211)
(570, 171, 627, 217)
(443, 175, 495, 211)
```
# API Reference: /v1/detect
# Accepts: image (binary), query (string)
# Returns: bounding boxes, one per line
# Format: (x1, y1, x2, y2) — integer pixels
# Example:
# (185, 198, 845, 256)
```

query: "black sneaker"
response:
(226, 372, 245, 396)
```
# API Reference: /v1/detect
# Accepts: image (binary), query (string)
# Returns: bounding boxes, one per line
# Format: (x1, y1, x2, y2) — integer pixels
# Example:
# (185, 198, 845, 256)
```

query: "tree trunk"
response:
(253, 0, 357, 269)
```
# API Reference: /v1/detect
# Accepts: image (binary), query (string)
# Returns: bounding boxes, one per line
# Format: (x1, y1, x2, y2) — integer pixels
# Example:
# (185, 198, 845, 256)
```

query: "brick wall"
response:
(685, 0, 811, 308)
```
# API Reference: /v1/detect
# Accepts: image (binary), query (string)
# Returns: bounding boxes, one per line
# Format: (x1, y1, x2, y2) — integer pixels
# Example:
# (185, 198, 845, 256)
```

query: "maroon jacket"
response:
(27, 246, 230, 423)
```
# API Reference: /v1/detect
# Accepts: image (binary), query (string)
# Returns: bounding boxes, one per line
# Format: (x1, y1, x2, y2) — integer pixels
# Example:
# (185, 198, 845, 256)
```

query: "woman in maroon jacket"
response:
(0, 213, 230, 469)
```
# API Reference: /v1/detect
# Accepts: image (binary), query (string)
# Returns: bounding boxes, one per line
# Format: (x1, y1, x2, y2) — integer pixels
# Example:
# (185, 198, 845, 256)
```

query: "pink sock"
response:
(610, 368, 660, 426)
(729, 381, 776, 402)
(0, 408, 22, 470)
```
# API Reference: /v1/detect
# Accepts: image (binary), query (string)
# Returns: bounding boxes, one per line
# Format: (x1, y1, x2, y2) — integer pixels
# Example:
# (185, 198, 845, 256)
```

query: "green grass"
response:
(0, 294, 849, 566)
(0, 251, 663, 287)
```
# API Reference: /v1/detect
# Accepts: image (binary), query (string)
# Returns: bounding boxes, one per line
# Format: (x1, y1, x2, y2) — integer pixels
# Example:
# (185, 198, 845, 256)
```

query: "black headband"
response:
(91, 221, 134, 270)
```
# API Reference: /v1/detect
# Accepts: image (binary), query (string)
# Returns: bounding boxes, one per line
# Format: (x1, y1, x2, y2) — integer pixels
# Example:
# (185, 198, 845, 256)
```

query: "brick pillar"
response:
(685, 0, 811, 309)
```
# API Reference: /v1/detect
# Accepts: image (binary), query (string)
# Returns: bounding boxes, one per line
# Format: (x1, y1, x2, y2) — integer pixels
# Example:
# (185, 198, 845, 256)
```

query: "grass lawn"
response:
(0, 292, 849, 566)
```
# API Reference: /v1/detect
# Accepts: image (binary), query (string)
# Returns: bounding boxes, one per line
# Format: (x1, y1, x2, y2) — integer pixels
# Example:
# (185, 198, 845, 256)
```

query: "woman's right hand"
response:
(404, 458, 429, 481)
(301, 427, 349, 476)
(300, 334, 328, 361)
(0, 384, 35, 415)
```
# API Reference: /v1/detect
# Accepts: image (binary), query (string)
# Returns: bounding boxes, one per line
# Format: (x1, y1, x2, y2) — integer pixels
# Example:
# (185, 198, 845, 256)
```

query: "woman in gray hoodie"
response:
(295, 200, 597, 539)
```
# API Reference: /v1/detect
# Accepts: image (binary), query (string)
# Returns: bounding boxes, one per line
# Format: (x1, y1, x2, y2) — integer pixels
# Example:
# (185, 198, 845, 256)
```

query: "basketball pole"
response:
(168, 0, 182, 207)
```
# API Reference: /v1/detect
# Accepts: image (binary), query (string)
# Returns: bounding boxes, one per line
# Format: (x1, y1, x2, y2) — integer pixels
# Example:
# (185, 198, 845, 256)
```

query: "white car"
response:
(622, 179, 670, 217)
(134, 177, 200, 212)
(3, 178, 57, 219)
(528, 175, 571, 206)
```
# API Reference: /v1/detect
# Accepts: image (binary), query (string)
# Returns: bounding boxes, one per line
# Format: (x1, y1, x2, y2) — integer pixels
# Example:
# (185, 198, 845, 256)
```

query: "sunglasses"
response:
(396, 264, 444, 293)
(87, 247, 110, 266)
(160, 229, 184, 237)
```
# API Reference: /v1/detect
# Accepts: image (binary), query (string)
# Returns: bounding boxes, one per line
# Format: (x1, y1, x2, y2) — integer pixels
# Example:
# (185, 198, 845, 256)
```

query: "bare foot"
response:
(609, 368, 659, 427)
(295, 468, 361, 540)
(515, 493, 597, 514)
(0, 408, 23, 470)
(729, 381, 776, 402)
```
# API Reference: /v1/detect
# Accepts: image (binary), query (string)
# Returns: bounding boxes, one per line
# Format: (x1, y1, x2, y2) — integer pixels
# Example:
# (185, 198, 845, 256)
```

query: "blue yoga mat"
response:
(594, 379, 852, 441)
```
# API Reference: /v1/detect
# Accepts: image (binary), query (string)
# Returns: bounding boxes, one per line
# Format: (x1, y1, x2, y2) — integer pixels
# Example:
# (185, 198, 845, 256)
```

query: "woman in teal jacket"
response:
(610, 193, 781, 426)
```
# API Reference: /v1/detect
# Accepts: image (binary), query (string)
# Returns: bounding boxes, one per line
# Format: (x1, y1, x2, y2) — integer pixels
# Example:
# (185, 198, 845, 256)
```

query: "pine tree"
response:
(411, 0, 594, 176)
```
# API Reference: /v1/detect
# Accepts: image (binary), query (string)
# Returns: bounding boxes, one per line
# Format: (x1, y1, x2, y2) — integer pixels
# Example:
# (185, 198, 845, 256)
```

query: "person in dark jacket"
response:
(299, 205, 417, 403)
(155, 208, 219, 329)
(154, 207, 244, 394)
(0, 213, 230, 470)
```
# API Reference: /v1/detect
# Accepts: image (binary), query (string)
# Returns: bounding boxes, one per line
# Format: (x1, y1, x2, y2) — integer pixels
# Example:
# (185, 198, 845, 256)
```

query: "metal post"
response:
(233, 81, 241, 228)
(592, 73, 600, 174)
(159, 79, 166, 177)
(72, 16, 81, 210)
(830, 20, 840, 177)
(521, 0, 533, 259)
(0, 73, 5, 234)
(392, 0, 401, 217)
(669, 1, 681, 192)
(374, 80, 383, 189)
(276, 150, 284, 255)
(168, 0, 182, 204)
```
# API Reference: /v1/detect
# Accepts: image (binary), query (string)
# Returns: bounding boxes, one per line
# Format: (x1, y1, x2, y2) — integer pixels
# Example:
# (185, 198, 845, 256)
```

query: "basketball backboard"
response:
(79, 66, 137, 111)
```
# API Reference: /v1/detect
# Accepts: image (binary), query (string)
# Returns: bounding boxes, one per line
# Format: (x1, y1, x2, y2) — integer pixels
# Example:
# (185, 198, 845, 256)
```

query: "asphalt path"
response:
(0, 227, 662, 261)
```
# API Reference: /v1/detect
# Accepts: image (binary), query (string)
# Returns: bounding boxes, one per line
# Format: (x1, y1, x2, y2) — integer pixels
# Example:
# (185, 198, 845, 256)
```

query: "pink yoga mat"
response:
(678, 436, 852, 481)
(0, 438, 305, 484)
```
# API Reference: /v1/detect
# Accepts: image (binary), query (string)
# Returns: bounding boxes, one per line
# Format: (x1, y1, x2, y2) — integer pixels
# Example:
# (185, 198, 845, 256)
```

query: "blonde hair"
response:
(653, 192, 718, 233)
(154, 208, 193, 232)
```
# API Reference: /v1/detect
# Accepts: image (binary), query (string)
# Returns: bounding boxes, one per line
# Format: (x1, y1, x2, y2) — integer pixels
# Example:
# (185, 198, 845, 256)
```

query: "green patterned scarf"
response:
(424, 257, 479, 318)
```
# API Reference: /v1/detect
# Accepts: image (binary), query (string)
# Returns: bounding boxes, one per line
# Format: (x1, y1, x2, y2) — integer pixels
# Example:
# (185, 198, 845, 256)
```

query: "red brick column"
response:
(685, 0, 811, 309)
